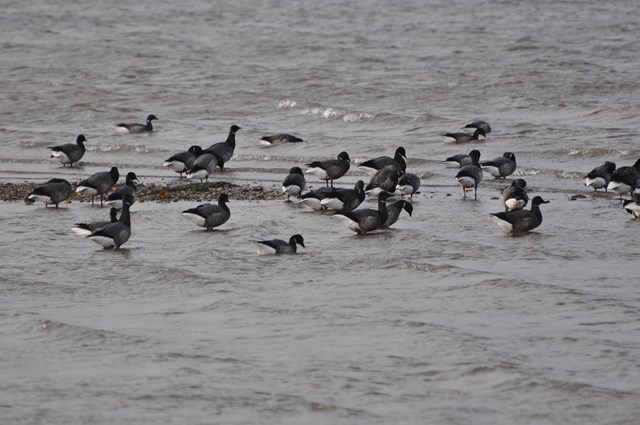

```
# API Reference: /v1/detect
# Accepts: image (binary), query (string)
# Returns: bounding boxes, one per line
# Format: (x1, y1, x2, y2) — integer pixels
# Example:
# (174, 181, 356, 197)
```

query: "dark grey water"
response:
(2, 0, 640, 424)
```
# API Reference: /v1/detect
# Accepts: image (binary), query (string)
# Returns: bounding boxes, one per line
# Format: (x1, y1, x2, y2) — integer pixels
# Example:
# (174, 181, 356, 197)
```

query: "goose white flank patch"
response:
(181, 193, 231, 230)
(358, 147, 407, 176)
(76, 167, 120, 206)
(500, 179, 529, 212)
(584, 161, 616, 191)
(72, 208, 118, 237)
(320, 180, 366, 212)
(490, 196, 549, 233)
(259, 133, 303, 146)
(25, 178, 73, 208)
(256, 234, 305, 255)
(282, 167, 306, 201)
(606, 158, 640, 197)
(163, 145, 202, 178)
(623, 194, 640, 219)
(396, 173, 421, 198)
(88, 196, 133, 249)
(455, 150, 482, 199)
(481, 152, 517, 179)
(305, 151, 351, 187)
(115, 114, 158, 134)
(202, 124, 241, 170)
(105, 172, 138, 210)
(365, 166, 402, 195)
(299, 187, 337, 211)
(335, 192, 391, 234)
(442, 128, 486, 143)
(48, 134, 87, 167)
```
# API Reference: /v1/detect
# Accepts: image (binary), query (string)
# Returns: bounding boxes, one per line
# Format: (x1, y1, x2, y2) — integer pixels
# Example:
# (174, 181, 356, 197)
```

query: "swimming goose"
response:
(72, 208, 118, 237)
(305, 151, 351, 187)
(26, 178, 73, 208)
(464, 120, 491, 134)
(320, 180, 366, 212)
(396, 173, 421, 198)
(88, 196, 133, 249)
(358, 147, 407, 176)
(299, 187, 337, 211)
(442, 153, 472, 168)
(443, 128, 486, 143)
(163, 145, 202, 178)
(76, 167, 120, 206)
(105, 172, 138, 209)
(481, 152, 517, 179)
(282, 167, 306, 201)
(181, 193, 231, 230)
(256, 234, 305, 255)
(186, 153, 222, 182)
(202, 125, 241, 170)
(455, 150, 482, 199)
(584, 161, 616, 191)
(48, 135, 87, 167)
(259, 134, 303, 146)
(382, 200, 413, 228)
(365, 166, 402, 196)
(490, 196, 549, 233)
(623, 193, 640, 219)
(500, 179, 528, 212)
(606, 159, 640, 198)
(335, 192, 391, 234)
(115, 114, 158, 134)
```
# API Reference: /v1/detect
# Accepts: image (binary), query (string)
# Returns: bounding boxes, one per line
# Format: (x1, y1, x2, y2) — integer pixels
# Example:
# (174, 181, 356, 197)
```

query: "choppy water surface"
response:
(2, 0, 640, 424)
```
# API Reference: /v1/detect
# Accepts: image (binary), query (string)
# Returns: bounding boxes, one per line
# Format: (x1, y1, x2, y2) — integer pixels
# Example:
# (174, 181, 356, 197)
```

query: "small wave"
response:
(383, 259, 458, 273)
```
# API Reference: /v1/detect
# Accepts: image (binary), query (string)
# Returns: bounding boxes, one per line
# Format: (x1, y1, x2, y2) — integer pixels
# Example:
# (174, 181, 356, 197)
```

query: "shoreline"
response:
(1, 181, 284, 204)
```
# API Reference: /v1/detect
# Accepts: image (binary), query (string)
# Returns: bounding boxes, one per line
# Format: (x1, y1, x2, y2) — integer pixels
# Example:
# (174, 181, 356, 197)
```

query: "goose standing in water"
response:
(305, 151, 351, 188)
(455, 150, 482, 199)
(26, 178, 73, 208)
(115, 114, 158, 133)
(481, 152, 517, 179)
(88, 196, 133, 249)
(500, 179, 528, 212)
(320, 180, 366, 212)
(335, 192, 391, 234)
(48, 135, 87, 167)
(202, 125, 241, 171)
(76, 167, 120, 206)
(490, 196, 549, 234)
(584, 161, 616, 191)
(72, 208, 118, 237)
(358, 147, 406, 176)
(181, 193, 231, 230)
(105, 172, 139, 210)
(282, 167, 306, 201)
(382, 200, 413, 228)
(163, 145, 202, 178)
(396, 173, 421, 198)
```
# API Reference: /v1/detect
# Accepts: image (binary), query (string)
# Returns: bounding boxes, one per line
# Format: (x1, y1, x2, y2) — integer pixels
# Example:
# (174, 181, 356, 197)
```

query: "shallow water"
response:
(2, 0, 640, 424)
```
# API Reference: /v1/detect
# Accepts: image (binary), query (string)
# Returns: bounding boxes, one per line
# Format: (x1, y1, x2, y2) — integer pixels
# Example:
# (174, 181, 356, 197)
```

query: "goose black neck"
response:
(120, 204, 131, 228)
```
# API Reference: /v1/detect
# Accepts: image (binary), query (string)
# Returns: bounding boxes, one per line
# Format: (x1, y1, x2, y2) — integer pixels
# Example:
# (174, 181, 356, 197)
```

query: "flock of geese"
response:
(23, 116, 640, 252)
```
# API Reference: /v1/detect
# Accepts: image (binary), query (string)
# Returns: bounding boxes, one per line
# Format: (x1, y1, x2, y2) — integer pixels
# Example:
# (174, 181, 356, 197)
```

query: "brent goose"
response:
(115, 114, 158, 133)
(202, 125, 241, 170)
(442, 153, 472, 168)
(382, 200, 413, 228)
(606, 159, 640, 198)
(186, 152, 222, 182)
(481, 152, 517, 179)
(335, 192, 391, 234)
(48, 135, 87, 167)
(464, 120, 491, 134)
(299, 187, 338, 211)
(259, 134, 303, 146)
(72, 208, 118, 237)
(500, 179, 528, 212)
(358, 147, 407, 176)
(305, 151, 351, 187)
(396, 173, 421, 198)
(443, 128, 486, 143)
(181, 193, 231, 230)
(584, 161, 616, 191)
(163, 145, 203, 178)
(455, 150, 482, 199)
(256, 234, 305, 255)
(320, 180, 366, 212)
(282, 167, 306, 201)
(365, 166, 402, 196)
(490, 196, 549, 233)
(623, 193, 640, 219)
(88, 196, 133, 249)
(105, 172, 138, 210)
(76, 167, 120, 206)
(26, 178, 73, 208)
